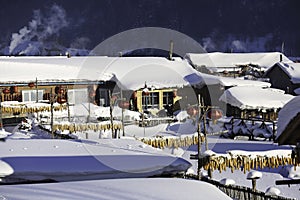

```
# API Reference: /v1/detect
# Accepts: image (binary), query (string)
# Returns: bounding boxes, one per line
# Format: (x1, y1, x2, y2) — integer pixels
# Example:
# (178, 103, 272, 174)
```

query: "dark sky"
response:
(0, 0, 299, 56)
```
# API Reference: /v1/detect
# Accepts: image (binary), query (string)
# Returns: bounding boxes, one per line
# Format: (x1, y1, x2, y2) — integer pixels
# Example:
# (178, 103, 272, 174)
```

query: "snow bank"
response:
(0, 178, 232, 200)
(0, 138, 191, 183)
(0, 160, 14, 177)
(219, 86, 294, 110)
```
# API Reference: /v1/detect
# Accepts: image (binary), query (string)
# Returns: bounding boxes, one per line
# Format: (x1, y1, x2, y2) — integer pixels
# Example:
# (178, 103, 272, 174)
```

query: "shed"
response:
(219, 86, 294, 119)
(276, 96, 300, 145)
(264, 62, 300, 95)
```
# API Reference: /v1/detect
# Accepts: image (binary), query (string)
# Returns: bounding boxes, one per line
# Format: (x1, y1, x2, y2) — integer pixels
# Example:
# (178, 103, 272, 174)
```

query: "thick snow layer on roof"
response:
(219, 86, 294, 110)
(273, 62, 300, 84)
(0, 178, 232, 200)
(0, 56, 217, 90)
(186, 52, 292, 71)
(0, 138, 191, 183)
(218, 76, 271, 87)
(276, 95, 300, 140)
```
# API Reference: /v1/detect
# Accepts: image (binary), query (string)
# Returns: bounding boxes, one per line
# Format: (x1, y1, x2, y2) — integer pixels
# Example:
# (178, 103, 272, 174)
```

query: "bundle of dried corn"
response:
(1, 104, 67, 114)
(202, 153, 299, 174)
(139, 134, 205, 149)
(52, 122, 123, 133)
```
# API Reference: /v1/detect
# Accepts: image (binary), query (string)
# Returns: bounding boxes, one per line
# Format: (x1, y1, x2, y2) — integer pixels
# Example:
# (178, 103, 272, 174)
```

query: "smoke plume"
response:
(9, 4, 68, 55)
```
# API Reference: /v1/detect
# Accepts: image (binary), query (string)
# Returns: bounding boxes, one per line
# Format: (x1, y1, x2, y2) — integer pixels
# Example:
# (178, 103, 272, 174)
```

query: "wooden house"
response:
(219, 86, 294, 120)
(1, 56, 217, 118)
(264, 62, 300, 95)
(276, 95, 300, 145)
(185, 52, 291, 78)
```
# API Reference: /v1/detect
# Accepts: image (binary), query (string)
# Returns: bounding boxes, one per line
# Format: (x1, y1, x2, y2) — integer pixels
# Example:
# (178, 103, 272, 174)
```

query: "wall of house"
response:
(265, 65, 293, 94)
(0, 84, 91, 103)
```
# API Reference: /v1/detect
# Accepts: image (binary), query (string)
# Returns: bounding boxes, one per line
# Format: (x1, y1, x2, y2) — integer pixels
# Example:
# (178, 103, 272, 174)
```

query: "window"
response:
(22, 90, 44, 102)
(98, 89, 109, 106)
(142, 92, 159, 110)
(163, 92, 173, 107)
(68, 88, 88, 104)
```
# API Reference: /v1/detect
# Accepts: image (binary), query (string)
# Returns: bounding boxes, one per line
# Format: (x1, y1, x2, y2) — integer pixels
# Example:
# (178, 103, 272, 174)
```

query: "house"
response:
(185, 52, 292, 78)
(219, 86, 294, 120)
(1, 56, 221, 118)
(276, 95, 300, 145)
(264, 62, 300, 95)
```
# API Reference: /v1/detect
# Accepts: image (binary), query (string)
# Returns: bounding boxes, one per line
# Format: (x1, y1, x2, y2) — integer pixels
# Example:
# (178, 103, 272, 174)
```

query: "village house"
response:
(185, 52, 292, 78)
(264, 62, 300, 95)
(1, 56, 220, 121)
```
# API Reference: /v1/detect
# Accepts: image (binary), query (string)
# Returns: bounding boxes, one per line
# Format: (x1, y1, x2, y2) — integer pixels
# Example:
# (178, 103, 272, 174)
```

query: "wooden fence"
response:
(185, 174, 296, 200)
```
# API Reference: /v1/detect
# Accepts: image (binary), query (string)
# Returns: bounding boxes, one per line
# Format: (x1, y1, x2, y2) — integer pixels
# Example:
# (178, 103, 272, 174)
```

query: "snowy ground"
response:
(0, 178, 232, 200)
(182, 136, 300, 199)
(1, 104, 300, 199)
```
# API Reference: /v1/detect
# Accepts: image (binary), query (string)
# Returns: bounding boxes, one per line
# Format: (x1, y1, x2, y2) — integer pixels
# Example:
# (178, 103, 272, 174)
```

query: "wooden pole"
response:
(0, 93, 3, 130)
(109, 90, 115, 138)
(35, 78, 38, 103)
(50, 88, 54, 139)
(121, 90, 125, 137)
(197, 94, 202, 180)
(66, 86, 71, 122)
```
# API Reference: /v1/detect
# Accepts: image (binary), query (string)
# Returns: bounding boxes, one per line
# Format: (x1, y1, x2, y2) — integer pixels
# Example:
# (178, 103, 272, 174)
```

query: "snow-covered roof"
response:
(218, 76, 271, 87)
(268, 62, 300, 84)
(219, 86, 294, 110)
(185, 52, 292, 72)
(276, 95, 299, 141)
(0, 56, 219, 90)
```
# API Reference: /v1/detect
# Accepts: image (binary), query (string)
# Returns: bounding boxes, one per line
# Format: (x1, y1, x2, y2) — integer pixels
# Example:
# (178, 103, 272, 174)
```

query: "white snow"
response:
(219, 86, 294, 110)
(247, 171, 263, 179)
(218, 76, 271, 87)
(276, 95, 300, 140)
(265, 186, 281, 196)
(286, 166, 300, 179)
(220, 178, 236, 186)
(185, 52, 292, 72)
(0, 160, 14, 177)
(0, 178, 232, 200)
(0, 56, 219, 90)
(0, 138, 191, 183)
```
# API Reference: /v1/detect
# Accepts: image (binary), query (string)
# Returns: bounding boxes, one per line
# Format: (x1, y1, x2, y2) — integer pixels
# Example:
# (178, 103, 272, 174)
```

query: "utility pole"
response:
(197, 94, 202, 180)
(0, 93, 3, 131)
(109, 90, 115, 138)
(121, 89, 125, 137)
(50, 88, 55, 139)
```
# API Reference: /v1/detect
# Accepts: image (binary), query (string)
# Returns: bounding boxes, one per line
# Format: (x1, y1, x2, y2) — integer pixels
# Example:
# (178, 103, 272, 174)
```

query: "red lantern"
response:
(28, 82, 35, 88)
(2, 88, 10, 94)
(187, 106, 199, 117)
(118, 100, 130, 109)
(207, 109, 223, 120)
(57, 97, 67, 104)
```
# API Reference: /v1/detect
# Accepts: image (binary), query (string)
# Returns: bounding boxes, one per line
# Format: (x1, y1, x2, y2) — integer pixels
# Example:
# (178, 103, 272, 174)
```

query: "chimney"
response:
(168, 40, 174, 61)
(280, 54, 283, 62)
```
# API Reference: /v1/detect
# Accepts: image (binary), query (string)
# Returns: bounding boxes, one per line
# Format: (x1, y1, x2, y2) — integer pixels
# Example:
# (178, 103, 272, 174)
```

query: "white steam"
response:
(201, 34, 274, 52)
(9, 4, 68, 55)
